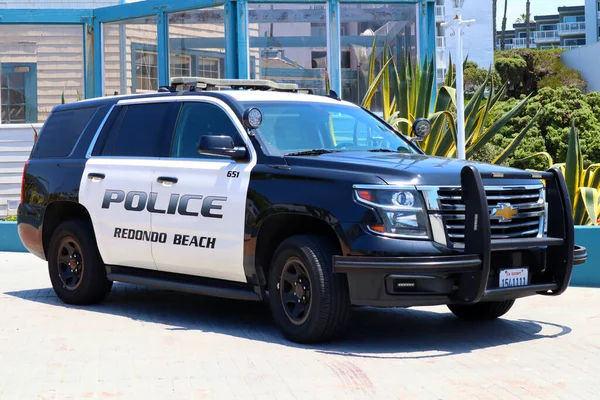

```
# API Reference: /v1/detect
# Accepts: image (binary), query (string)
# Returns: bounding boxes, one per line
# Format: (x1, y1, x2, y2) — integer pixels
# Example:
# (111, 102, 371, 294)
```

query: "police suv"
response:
(18, 78, 587, 344)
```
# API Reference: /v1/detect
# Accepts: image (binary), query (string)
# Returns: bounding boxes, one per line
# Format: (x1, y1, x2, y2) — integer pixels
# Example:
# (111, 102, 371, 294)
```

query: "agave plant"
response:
(552, 123, 600, 226)
(361, 42, 539, 164)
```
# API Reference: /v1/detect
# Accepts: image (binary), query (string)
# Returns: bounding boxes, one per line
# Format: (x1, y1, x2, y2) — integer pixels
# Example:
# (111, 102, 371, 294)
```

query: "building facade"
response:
(0, 0, 436, 217)
(496, 6, 586, 51)
(435, 0, 494, 84)
(585, 0, 600, 44)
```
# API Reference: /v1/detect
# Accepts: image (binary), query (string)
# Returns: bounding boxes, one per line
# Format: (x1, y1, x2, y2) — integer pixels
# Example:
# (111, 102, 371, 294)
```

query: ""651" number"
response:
(227, 171, 240, 178)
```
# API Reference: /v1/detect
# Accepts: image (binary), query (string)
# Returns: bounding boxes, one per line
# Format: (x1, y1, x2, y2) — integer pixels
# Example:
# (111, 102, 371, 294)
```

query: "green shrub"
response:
(478, 87, 600, 170)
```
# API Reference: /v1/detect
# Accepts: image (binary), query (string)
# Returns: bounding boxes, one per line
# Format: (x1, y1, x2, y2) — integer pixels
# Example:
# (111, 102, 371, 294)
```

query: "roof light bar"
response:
(168, 77, 300, 93)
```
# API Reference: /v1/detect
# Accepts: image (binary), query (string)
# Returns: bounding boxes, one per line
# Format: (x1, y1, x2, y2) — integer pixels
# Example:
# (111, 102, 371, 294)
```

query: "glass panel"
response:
(168, 7, 227, 81)
(248, 3, 328, 95)
(112, 103, 174, 158)
(238, 101, 417, 156)
(340, 4, 418, 108)
(103, 16, 158, 95)
(171, 102, 244, 160)
(0, 24, 84, 123)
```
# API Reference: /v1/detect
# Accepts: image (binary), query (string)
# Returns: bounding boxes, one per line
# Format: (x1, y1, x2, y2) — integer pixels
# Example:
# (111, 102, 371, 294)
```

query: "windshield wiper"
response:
(285, 149, 339, 157)
(368, 148, 396, 153)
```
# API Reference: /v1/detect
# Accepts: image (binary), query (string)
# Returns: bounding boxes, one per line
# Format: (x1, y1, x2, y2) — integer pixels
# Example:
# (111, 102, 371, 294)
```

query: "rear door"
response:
(150, 97, 257, 282)
(79, 100, 178, 270)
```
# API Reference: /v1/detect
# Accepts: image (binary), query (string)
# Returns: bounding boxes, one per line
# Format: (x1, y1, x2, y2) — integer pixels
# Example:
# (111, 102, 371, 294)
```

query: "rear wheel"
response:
(48, 220, 113, 305)
(448, 300, 515, 321)
(268, 235, 351, 344)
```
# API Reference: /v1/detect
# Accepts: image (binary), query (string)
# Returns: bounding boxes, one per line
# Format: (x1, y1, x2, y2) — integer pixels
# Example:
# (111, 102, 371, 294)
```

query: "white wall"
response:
(0, 124, 38, 217)
(562, 43, 600, 93)
(442, 0, 494, 70)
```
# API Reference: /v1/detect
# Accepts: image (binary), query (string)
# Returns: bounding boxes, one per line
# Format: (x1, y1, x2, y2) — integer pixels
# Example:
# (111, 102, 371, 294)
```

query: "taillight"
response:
(21, 160, 29, 203)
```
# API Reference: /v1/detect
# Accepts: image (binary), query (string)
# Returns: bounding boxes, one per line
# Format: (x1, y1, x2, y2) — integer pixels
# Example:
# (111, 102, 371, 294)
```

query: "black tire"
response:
(47, 219, 113, 305)
(448, 299, 515, 321)
(268, 235, 351, 344)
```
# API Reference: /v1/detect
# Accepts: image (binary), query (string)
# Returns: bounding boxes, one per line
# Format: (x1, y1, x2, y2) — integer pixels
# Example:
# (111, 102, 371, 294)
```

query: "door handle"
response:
(157, 176, 178, 184)
(88, 173, 105, 180)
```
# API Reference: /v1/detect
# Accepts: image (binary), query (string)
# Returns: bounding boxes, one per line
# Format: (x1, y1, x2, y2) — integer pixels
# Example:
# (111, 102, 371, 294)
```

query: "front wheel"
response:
(448, 300, 515, 321)
(268, 235, 351, 344)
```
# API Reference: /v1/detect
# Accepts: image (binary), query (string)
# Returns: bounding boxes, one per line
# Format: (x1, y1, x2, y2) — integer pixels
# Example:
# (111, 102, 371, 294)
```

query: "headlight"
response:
(354, 186, 431, 239)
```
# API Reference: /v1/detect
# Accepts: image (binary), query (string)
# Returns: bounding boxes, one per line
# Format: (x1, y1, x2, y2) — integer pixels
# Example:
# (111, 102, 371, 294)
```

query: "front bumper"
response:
(333, 166, 589, 308)
(334, 246, 587, 307)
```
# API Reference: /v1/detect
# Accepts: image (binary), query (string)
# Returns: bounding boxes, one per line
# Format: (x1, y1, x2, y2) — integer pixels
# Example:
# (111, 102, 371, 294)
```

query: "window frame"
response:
(131, 43, 225, 93)
(0, 63, 38, 124)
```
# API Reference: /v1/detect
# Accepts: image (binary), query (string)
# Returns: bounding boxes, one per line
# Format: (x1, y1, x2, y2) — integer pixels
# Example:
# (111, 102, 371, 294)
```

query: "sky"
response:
(494, 0, 584, 27)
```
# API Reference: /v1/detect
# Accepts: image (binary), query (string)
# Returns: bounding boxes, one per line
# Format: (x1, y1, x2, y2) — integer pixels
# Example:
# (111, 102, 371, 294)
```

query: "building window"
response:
(132, 45, 223, 92)
(198, 58, 220, 79)
(135, 50, 159, 91)
(1, 63, 37, 124)
(170, 54, 192, 78)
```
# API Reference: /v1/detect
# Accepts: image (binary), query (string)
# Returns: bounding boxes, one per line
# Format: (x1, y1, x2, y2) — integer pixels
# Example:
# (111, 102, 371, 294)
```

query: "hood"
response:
(284, 152, 540, 186)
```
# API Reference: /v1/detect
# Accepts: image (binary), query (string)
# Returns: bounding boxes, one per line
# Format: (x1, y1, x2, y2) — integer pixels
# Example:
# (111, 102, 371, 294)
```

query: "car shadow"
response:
(5, 284, 571, 360)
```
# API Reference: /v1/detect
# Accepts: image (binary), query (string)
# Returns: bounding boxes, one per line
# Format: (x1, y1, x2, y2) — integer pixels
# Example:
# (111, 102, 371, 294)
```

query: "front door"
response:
(150, 98, 256, 282)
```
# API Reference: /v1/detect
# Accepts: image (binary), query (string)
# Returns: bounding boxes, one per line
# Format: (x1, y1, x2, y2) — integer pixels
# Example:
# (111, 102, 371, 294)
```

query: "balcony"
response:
(558, 22, 586, 36)
(562, 45, 583, 50)
(534, 30, 559, 43)
(435, 5, 445, 22)
(495, 41, 514, 50)
(512, 38, 536, 49)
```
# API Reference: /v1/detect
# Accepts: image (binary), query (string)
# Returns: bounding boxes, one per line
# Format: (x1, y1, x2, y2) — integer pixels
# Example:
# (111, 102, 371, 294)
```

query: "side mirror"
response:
(198, 136, 247, 159)
(410, 118, 432, 142)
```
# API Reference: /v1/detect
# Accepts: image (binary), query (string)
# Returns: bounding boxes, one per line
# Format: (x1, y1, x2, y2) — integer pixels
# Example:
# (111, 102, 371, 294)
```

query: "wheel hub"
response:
(280, 258, 312, 325)
(68, 253, 81, 271)
(57, 237, 84, 290)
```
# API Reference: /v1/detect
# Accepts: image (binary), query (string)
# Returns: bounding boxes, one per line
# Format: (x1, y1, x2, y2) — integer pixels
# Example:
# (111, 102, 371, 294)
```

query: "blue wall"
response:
(0, 221, 597, 287)
(572, 226, 599, 287)
(0, 221, 26, 252)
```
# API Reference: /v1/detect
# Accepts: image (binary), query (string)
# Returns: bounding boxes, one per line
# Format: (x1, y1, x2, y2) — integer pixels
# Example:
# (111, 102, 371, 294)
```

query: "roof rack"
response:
(164, 77, 301, 93)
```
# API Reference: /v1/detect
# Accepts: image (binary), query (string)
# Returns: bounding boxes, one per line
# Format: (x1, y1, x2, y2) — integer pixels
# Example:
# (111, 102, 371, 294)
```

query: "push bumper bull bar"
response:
(333, 166, 588, 307)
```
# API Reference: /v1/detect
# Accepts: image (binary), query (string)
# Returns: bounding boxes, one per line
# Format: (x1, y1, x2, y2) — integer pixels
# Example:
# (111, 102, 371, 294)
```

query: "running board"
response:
(105, 265, 262, 302)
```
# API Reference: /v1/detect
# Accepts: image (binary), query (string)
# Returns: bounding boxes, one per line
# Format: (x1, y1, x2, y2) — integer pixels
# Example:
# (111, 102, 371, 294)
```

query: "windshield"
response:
(240, 101, 418, 156)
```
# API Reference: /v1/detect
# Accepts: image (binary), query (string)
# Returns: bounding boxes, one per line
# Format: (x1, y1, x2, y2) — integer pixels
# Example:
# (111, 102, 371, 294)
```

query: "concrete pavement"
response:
(1, 252, 599, 400)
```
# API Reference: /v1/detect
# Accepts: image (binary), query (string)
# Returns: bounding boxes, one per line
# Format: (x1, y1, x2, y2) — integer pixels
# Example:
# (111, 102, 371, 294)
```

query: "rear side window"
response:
(32, 107, 98, 158)
(102, 103, 175, 157)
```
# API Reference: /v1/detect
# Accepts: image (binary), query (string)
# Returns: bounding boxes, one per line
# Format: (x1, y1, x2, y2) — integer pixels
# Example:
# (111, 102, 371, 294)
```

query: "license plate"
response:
(499, 268, 528, 288)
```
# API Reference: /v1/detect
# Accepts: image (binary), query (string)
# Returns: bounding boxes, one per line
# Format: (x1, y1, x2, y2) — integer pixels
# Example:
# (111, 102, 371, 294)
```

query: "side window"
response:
(171, 102, 244, 159)
(102, 103, 175, 157)
(32, 106, 99, 158)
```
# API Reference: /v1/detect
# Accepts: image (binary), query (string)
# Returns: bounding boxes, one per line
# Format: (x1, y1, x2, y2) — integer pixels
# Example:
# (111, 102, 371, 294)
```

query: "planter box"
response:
(0, 221, 26, 252)
(572, 226, 599, 288)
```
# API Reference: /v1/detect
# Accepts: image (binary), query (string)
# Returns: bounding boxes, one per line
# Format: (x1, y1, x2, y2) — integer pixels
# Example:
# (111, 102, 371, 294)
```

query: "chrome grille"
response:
(433, 185, 546, 247)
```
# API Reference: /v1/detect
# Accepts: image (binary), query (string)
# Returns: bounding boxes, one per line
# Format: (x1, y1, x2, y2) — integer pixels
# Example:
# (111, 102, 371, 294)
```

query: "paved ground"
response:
(1, 252, 599, 400)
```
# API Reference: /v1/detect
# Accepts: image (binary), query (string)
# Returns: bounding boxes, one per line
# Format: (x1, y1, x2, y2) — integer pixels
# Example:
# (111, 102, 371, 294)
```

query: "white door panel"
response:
(150, 159, 253, 282)
(79, 158, 157, 270)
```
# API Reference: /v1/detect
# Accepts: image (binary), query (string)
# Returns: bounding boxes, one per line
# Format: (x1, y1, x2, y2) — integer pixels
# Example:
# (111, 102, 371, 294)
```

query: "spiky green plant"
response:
(361, 42, 539, 163)
(551, 123, 600, 225)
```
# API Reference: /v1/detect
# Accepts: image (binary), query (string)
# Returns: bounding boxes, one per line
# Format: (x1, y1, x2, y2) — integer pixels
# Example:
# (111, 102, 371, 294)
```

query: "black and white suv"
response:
(18, 78, 587, 343)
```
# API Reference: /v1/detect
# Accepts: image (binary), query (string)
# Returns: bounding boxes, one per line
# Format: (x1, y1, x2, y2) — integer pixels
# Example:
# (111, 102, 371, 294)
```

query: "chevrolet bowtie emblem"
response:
(492, 203, 518, 222)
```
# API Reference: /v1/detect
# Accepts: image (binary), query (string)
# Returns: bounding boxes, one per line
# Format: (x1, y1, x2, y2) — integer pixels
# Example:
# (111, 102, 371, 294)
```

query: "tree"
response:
(501, 0, 508, 50)
(526, 1, 531, 49)
(493, 0, 498, 50)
